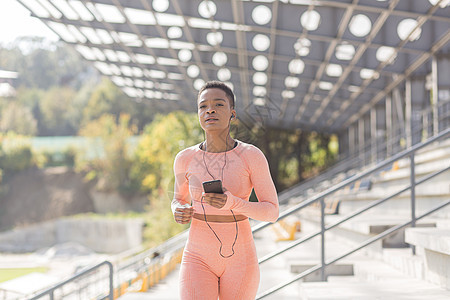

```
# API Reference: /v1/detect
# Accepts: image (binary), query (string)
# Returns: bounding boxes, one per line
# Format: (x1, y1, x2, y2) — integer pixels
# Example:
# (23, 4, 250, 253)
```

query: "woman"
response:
(172, 80, 279, 299)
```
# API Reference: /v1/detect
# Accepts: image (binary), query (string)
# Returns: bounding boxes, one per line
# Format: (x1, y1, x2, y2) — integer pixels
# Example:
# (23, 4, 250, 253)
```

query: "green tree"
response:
(39, 87, 78, 135)
(78, 113, 137, 193)
(0, 102, 37, 135)
(82, 78, 135, 126)
(132, 111, 203, 246)
(0, 37, 96, 90)
(132, 111, 203, 195)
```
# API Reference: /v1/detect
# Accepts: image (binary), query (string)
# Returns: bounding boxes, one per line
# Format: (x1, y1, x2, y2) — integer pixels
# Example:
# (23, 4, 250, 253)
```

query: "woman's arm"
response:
(221, 146, 279, 222)
(172, 151, 194, 224)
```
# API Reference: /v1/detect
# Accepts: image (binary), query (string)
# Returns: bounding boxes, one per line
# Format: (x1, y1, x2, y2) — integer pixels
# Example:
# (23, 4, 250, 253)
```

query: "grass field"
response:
(0, 267, 48, 283)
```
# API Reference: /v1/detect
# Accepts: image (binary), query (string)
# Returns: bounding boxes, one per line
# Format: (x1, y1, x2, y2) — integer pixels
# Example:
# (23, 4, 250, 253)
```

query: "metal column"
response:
(386, 95, 393, 157)
(431, 56, 438, 136)
(358, 117, 365, 165)
(370, 107, 377, 163)
(405, 79, 412, 148)
(411, 78, 426, 145)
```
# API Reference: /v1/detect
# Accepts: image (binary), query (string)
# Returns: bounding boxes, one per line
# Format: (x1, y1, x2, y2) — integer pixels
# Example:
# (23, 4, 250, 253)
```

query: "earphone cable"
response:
(201, 116, 238, 258)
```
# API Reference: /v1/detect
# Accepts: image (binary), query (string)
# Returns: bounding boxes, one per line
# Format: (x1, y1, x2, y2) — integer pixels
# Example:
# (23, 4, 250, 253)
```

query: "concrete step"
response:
(382, 248, 425, 280)
(405, 228, 450, 290)
(299, 258, 450, 300)
(396, 141, 450, 169)
(298, 212, 444, 251)
(299, 278, 450, 300)
(290, 262, 353, 282)
(376, 159, 450, 183)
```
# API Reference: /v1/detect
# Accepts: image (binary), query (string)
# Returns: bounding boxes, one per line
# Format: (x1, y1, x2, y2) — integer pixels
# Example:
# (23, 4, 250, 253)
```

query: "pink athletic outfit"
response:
(172, 140, 279, 299)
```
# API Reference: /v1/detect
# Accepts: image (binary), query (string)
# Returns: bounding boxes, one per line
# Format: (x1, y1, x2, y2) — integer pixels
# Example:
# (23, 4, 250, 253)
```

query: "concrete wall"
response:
(0, 221, 56, 253)
(0, 217, 143, 254)
(91, 191, 148, 214)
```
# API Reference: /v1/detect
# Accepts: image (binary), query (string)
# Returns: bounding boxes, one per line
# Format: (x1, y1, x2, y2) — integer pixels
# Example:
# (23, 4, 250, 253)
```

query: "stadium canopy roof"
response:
(16, 0, 450, 133)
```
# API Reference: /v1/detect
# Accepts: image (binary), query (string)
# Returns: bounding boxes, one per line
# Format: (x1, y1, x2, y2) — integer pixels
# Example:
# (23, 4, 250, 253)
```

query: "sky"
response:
(0, 0, 59, 45)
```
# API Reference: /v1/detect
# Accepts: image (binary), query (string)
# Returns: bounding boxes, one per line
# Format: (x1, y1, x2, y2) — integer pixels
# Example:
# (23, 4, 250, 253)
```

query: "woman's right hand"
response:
(173, 203, 194, 224)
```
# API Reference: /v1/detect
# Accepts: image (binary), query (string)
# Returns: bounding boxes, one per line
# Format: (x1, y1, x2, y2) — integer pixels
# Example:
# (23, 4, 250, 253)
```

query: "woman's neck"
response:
(203, 132, 235, 153)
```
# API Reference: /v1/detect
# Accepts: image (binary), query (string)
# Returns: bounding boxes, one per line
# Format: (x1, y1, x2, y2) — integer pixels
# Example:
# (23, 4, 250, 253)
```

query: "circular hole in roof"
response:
(187, 65, 200, 78)
(253, 98, 266, 106)
(206, 32, 223, 46)
(300, 10, 321, 31)
(285, 76, 300, 88)
(145, 81, 154, 88)
(319, 81, 333, 90)
(253, 72, 268, 85)
(252, 55, 269, 71)
(198, 1, 217, 18)
(217, 68, 231, 81)
(194, 78, 205, 90)
(167, 27, 182, 39)
(252, 34, 270, 51)
(335, 43, 355, 60)
(429, 0, 450, 8)
(134, 79, 145, 88)
(252, 5, 272, 25)
(253, 86, 267, 97)
(154, 91, 162, 99)
(294, 38, 311, 56)
(326, 64, 343, 77)
(288, 59, 305, 74)
(376, 46, 397, 64)
(178, 49, 192, 62)
(282, 90, 295, 99)
(360, 68, 379, 80)
(349, 14, 372, 37)
(397, 19, 422, 41)
(152, 0, 169, 12)
(212, 52, 227, 66)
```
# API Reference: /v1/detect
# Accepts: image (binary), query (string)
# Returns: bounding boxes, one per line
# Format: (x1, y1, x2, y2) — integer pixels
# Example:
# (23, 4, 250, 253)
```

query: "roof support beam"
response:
(343, 29, 450, 127)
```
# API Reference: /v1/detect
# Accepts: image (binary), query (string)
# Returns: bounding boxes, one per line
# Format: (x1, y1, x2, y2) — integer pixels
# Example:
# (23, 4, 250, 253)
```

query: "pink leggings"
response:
(179, 218, 260, 300)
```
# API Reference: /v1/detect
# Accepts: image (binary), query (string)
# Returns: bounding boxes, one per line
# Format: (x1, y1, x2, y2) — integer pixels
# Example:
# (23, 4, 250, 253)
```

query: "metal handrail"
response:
(258, 165, 449, 265)
(258, 199, 450, 298)
(254, 128, 450, 299)
(278, 99, 450, 205)
(28, 261, 113, 300)
(253, 128, 450, 233)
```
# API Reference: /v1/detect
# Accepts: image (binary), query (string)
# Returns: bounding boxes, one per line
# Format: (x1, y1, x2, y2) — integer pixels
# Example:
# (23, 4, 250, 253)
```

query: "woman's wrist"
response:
(222, 191, 237, 210)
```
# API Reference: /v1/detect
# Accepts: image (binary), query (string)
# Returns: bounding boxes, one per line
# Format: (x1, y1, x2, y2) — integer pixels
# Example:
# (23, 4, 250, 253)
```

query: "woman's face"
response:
(197, 88, 235, 133)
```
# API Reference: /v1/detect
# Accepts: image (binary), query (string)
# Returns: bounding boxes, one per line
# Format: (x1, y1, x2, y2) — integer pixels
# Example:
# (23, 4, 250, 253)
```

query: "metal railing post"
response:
(109, 261, 114, 300)
(320, 197, 326, 281)
(410, 152, 416, 255)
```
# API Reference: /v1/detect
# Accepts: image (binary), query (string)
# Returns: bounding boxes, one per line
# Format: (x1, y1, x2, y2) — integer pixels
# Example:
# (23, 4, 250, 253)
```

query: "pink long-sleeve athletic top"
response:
(172, 139, 279, 223)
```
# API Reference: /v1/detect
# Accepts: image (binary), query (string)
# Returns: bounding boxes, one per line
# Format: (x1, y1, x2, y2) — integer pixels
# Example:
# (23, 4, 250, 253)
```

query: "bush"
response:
(0, 145, 34, 179)
(38, 148, 76, 168)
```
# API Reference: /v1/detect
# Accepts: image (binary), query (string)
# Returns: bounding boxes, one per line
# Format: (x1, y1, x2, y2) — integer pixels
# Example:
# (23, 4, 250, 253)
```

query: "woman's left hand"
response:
(203, 192, 227, 209)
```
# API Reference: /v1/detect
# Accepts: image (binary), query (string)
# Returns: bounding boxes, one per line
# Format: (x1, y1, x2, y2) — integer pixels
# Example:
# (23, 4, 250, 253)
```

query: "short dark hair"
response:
(198, 80, 235, 108)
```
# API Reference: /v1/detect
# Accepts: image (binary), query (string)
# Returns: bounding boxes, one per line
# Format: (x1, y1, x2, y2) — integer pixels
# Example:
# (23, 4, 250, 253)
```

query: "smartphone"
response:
(202, 180, 224, 194)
